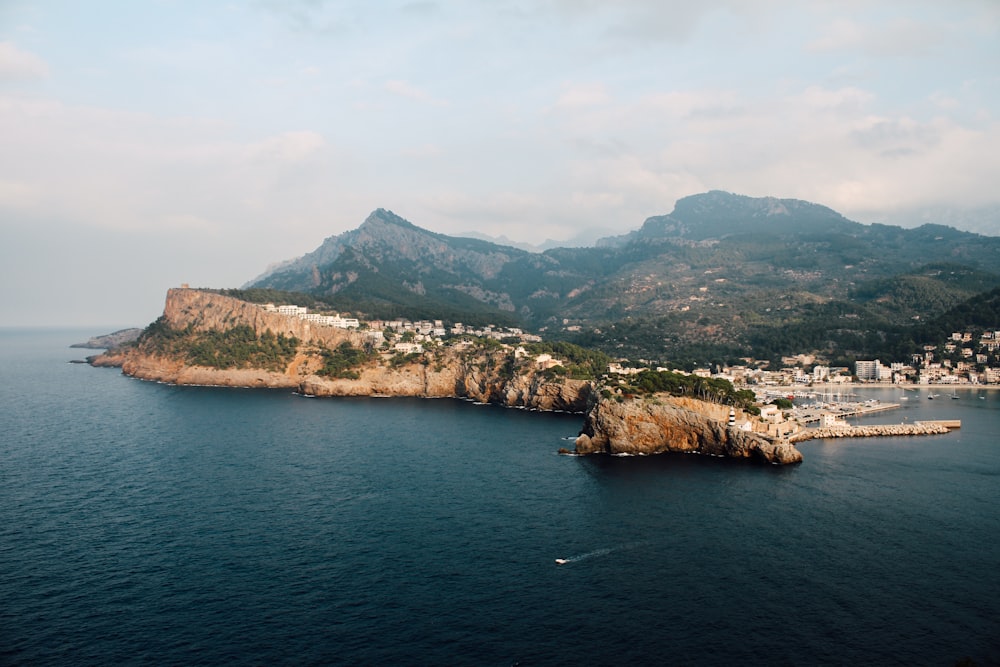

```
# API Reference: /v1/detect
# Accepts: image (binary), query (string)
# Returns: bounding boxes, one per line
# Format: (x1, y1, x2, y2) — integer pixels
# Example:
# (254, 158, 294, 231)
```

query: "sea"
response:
(2, 328, 999, 666)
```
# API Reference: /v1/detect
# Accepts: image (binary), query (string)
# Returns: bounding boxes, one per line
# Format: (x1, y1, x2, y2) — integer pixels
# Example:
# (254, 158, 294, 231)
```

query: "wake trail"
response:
(556, 541, 646, 564)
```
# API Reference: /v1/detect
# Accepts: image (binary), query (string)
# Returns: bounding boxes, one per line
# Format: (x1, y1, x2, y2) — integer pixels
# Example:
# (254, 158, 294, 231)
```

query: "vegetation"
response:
(389, 352, 423, 368)
(522, 341, 612, 380)
(239, 192, 1000, 368)
(620, 369, 759, 413)
(316, 341, 373, 379)
(139, 318, 298, 371)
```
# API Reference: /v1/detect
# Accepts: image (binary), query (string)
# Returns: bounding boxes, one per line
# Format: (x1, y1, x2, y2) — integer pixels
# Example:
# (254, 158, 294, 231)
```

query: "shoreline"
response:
(778, 382, 1000, 392)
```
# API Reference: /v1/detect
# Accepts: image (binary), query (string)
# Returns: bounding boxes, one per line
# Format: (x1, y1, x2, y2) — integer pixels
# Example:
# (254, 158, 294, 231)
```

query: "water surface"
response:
(2, 330, 998, 665)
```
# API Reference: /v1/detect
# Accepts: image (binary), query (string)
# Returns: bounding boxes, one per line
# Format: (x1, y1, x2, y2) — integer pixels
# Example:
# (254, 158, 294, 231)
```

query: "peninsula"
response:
(91, 288, 804, 465)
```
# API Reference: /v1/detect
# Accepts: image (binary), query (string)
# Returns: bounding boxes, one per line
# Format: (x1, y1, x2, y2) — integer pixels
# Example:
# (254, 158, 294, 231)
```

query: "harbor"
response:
(787, 395, 961, 441)
(791, 421, 953, 442)
(791, 399, 902, 424)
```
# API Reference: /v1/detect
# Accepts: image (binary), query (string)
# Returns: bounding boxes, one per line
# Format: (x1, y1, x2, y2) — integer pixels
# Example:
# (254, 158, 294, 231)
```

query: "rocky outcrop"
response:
(575, 395, 803, 465)
(293, 354, 592, 412)
(72, 328, 143, 350)
(160, 288, 362, 348)
(102, 288, 593, 412)
(96, 288, 801, 464)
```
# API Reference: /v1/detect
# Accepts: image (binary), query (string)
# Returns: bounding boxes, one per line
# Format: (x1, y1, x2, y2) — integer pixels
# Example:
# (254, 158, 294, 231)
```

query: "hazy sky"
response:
(2, 1, 999, 327)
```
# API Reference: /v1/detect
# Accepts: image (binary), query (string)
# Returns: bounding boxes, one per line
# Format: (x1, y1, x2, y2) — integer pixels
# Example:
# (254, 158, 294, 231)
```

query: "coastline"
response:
(783, 382, 1000, 392)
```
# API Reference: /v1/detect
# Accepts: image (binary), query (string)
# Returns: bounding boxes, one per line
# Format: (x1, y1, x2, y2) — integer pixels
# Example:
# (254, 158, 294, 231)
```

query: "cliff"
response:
(108, 288, 591, 412)
(95, 288, 802, 464)
(575, 395, 803, 464)
(72, 328, 143, 350)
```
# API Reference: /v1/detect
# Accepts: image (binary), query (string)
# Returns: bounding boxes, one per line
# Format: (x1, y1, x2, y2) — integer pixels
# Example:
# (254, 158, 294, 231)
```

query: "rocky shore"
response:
(575, 395, 803, 464)
(91, 288, 804, 465)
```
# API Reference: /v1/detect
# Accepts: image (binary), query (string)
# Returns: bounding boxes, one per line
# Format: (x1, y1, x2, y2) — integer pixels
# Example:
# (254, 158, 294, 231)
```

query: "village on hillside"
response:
(259, 302, 1000, 388)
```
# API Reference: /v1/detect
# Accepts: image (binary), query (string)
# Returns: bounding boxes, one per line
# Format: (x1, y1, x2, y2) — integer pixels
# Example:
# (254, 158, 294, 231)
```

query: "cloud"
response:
(0, 179, 38, 207)
(540, 0, 783, 47)
(244, 131, 327, 162)
(808, 16, 944, 57)
(529, 76, 1000, 230)
(0, 95, 342, 243)
(550, 82, 611, 111)
(850, 117, 941, 157)
(384, 79, 448, 106)
(0, 42, 49, 81)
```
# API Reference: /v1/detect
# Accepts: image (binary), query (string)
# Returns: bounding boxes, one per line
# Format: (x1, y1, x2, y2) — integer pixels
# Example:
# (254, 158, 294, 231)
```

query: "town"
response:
(260, 303, 1000, 387)
(261, 302, 543, 357)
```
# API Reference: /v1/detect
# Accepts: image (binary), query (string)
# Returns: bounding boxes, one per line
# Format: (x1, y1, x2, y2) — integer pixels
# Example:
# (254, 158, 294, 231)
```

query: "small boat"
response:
(555, 559, 568, 565)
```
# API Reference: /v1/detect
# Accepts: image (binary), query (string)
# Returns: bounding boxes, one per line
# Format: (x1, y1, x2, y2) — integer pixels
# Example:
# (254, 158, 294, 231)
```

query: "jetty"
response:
(791, 421, 958, 442)
(792, 400, 901, 424)
(915, 419, 961, 430)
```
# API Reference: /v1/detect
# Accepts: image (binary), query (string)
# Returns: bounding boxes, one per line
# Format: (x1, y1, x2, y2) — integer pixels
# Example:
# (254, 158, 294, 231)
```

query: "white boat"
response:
(555, 558, 568, 565)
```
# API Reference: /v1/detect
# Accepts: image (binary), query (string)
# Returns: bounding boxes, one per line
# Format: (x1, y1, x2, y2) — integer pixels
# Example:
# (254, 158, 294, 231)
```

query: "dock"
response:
(792, 401, 901, 424)
(791, 421, 954, 442)
(915, 419, 962, 430)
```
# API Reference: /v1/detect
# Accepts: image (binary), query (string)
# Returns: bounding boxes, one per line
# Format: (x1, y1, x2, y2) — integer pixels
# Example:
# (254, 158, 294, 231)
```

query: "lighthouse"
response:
(728, 408, 736, 427)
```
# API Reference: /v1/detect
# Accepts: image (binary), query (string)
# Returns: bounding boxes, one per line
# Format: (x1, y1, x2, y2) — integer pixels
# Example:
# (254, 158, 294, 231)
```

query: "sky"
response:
(1, 0, 999, 327)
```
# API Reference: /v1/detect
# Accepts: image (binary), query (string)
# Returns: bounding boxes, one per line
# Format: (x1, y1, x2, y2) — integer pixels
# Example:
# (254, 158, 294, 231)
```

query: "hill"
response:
(248, 192, 1000, 365)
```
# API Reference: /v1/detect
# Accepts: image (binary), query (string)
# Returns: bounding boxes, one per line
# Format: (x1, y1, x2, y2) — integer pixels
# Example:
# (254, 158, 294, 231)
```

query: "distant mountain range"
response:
(246, 191, 1000, 364)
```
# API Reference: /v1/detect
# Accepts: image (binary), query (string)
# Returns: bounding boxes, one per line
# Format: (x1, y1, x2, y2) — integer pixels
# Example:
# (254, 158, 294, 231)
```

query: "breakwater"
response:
(792, 421, 953, 441)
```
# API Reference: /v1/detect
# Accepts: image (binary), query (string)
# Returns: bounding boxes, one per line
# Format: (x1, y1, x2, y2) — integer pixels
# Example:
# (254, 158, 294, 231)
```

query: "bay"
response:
(1, 329, 998, 665)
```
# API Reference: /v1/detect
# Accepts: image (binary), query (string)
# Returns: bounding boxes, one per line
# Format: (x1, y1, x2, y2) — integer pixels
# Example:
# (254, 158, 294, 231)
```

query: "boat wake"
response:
(555, 542, 645, 565)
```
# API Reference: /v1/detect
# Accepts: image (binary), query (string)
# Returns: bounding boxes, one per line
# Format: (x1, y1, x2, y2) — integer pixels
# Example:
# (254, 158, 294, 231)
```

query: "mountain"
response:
(247, 192, 1000, 364)
(596, 190, 857, 246)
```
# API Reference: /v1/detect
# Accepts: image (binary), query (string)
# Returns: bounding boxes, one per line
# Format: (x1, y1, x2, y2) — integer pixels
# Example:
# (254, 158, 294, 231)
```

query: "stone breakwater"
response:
(791, 423, 951, 441)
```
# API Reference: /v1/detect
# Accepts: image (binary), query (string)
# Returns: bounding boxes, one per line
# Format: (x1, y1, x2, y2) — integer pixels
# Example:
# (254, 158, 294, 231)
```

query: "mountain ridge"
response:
(247, 191, 1000, 363)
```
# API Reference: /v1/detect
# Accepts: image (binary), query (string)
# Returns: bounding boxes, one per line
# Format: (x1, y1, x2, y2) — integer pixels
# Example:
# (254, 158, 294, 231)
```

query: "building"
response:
(855, 360, 878, 381)
(855, 359, 891, 382)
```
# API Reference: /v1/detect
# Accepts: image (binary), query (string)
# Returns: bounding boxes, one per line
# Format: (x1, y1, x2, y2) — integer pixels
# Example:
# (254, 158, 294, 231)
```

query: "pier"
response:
(791, 421, 954, 442)
(792, 400, 901, 424)
(915, 419, 962, 430)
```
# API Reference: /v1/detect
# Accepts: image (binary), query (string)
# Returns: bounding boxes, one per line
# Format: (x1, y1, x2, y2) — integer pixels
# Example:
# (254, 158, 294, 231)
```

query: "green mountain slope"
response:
(247, 192, 1000, 363)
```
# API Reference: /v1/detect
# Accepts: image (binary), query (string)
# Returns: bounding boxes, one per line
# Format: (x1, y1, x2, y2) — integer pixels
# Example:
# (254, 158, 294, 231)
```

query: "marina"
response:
(791, 399, 902, 424)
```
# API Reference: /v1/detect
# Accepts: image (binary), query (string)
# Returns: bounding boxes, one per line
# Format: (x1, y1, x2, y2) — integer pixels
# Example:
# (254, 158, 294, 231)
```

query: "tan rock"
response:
(99, 287, 802, 465)
(577, 395, 802, 464)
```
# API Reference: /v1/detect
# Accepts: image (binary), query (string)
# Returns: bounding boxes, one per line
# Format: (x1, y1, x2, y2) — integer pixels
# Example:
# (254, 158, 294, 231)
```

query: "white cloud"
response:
(0, 179, 39, 208)
(384, 79, 448, 106)
(550, 82, 611, 110)
(0, 95, 341, 242)
(244, 131, 327, 162)
(809, 16, 945, 57)
(0, 42, 49, 80)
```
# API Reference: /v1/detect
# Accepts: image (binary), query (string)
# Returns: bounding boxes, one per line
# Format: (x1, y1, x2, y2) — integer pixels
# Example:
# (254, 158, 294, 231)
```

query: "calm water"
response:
(2, 329, 999, 666)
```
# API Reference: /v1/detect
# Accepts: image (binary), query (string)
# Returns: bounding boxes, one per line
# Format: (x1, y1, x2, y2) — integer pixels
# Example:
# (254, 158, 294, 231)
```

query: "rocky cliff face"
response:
(99, 288, 801, 464)
(112, 288, 592, 411)
(160, 288, 360, 348)
(575, 395, 803, 464)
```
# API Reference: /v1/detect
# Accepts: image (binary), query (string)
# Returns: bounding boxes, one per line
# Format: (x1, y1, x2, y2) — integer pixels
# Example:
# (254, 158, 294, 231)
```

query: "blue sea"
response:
(2, 329, 999, 666)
